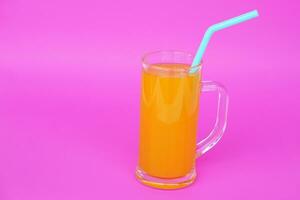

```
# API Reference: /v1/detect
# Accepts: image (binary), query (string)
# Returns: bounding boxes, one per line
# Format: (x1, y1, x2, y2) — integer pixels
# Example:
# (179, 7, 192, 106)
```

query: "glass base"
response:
(135, 167, 196, 189)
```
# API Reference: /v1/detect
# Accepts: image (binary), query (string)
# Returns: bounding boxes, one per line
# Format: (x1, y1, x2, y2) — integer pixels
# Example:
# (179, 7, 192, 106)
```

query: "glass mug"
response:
(135, 50, 229, 189)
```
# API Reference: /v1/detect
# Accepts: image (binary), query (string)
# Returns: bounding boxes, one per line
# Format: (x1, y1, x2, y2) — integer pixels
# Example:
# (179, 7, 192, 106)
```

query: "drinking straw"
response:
(190, 10, 259, 73)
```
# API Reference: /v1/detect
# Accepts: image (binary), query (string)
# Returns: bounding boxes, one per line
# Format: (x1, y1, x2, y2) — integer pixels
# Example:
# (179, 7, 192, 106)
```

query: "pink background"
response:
(0, 0, 299, 199)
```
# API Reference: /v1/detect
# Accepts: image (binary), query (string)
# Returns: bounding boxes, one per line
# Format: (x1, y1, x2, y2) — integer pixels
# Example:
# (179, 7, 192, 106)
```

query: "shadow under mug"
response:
(136, 50, 229, 189)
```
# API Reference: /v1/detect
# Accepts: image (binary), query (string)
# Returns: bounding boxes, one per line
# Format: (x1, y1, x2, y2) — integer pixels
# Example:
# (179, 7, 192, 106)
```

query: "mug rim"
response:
(142, 50, 203, 73)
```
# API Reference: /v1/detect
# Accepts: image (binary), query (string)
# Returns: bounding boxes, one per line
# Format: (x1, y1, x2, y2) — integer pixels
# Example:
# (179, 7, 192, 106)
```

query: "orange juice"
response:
(138, 63, 201, 178)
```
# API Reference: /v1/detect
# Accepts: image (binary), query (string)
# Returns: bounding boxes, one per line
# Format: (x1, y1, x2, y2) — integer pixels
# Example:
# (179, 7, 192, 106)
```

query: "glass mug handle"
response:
(196, 81, 229, 158)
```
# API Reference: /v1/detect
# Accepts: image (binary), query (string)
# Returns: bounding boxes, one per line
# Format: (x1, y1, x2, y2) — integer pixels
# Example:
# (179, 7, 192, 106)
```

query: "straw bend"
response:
(190, 10, 259, 73)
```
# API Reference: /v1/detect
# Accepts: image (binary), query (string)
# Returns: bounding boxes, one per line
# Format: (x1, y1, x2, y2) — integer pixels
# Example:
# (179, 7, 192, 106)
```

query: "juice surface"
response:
(139, 63, 201, 178)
